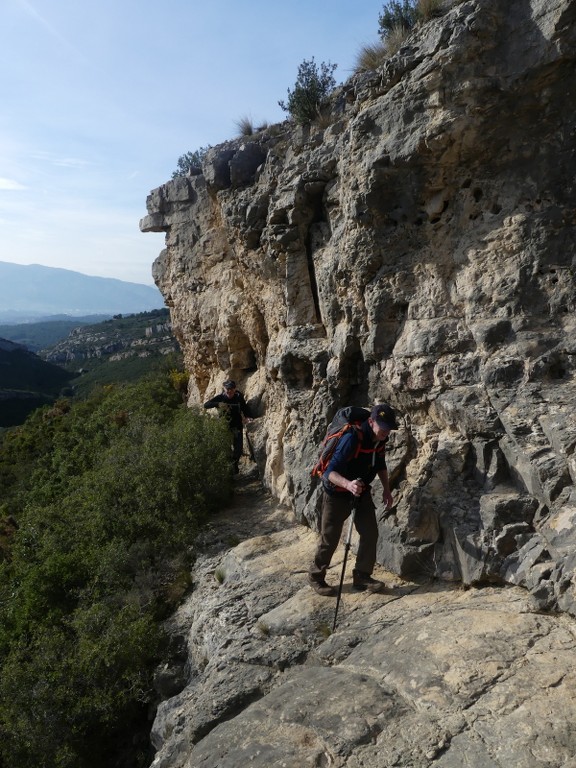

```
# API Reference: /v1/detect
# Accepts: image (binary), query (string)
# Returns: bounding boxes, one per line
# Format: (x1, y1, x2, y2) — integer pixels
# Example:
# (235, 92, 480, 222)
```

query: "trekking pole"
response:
(332, 481, 361, 632)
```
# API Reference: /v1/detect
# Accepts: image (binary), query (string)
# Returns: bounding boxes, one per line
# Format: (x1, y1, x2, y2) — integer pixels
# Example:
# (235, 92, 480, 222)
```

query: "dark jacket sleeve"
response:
(374, 449, 387, 473)
(204, 394, 224, 409)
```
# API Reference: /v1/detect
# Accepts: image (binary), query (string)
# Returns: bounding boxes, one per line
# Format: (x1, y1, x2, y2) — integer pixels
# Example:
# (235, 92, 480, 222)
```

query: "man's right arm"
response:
(326, 472, 364, 496)
(204, 394, 223, 409)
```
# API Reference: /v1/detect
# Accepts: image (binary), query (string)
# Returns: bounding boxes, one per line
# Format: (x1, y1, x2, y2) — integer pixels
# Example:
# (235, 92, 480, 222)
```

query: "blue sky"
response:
(0, 0, 384, 286)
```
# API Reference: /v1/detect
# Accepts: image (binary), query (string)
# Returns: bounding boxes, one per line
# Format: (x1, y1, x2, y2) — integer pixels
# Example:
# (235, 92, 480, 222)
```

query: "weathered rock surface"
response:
(150, 476, 576, 768)
(141, 0, 576, 613)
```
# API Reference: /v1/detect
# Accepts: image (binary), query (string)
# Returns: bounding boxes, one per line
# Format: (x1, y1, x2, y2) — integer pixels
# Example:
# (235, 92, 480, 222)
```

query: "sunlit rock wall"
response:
(141, 0, 576, 613)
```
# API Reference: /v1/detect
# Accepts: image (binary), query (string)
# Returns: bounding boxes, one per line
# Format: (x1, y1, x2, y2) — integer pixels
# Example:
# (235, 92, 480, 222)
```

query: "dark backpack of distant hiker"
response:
(311, 406, 384, 479)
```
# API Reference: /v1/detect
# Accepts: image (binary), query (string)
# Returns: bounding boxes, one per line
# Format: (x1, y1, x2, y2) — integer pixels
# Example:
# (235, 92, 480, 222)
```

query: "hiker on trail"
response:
(204, 380, 253, 474)
(309, 404, 397, 596)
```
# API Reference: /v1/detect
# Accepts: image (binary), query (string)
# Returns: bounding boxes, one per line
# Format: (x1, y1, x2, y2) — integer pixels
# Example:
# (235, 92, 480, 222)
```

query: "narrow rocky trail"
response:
(150, 472, 576, 768)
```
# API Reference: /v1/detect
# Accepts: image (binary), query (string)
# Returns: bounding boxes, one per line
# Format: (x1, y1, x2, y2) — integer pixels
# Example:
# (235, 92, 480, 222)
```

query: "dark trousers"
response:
(309, 489, 378, 582)
(231, 428, 243, 463)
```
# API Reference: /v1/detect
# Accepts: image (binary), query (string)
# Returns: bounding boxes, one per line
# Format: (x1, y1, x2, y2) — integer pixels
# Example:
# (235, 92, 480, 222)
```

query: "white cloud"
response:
(29, 151, 93, 169)
(0, 178, 27, 191)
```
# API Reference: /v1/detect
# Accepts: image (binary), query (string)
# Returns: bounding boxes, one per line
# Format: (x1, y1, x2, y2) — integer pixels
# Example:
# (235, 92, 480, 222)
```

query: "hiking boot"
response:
(353, 571, 386, 593)
(308, 578, 337, 597)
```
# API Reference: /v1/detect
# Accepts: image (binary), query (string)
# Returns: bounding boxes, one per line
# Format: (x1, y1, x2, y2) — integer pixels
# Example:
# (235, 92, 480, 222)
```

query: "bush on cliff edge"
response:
(278, 57, 337, 125)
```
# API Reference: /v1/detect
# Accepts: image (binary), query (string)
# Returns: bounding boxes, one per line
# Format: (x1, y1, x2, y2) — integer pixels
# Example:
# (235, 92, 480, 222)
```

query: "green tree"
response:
(378, 0, 444, 39)
(278, 57, 337, 125)
(171, 146, 211, 178)
(378, 0, 419, 36)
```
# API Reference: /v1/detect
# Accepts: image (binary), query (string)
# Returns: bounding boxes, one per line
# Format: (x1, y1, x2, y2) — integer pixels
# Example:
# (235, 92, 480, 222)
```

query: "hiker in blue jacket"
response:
(204, 380, 253, 473)
(308, 404, 397, 596)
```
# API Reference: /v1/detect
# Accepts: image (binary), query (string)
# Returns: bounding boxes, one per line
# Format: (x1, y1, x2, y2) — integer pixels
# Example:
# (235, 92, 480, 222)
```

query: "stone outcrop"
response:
(149, 477, 576, 768)
(141, 0, 576, 613)
(42, 310, 178, 365)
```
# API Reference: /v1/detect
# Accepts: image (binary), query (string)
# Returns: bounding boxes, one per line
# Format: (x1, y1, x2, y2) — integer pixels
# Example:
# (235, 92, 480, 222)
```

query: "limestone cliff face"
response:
(141, 0, 576, 612)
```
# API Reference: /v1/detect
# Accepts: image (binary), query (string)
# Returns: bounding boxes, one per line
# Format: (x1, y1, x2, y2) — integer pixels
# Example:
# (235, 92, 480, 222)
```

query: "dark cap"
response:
(370, 403, 397, 430)
(223, 379, 236, 389)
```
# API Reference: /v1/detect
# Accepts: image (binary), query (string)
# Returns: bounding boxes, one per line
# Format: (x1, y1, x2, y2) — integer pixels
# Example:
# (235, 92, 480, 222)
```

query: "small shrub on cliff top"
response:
(378, 0, 445, 39)
(384, 24, 411, 55)
(418, 0, 447, 22)
(278, 57, 337, 125)
(234, 115, 270, 137)
(172, 146, 211, 178)
(378, 0, 418, 36)
(235, 115, 255, 136)
(354, 40, 389, 73)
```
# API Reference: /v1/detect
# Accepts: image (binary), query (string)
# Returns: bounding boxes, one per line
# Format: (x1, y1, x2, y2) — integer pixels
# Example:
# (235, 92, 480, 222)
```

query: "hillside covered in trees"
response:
(0, 371, 234, 768)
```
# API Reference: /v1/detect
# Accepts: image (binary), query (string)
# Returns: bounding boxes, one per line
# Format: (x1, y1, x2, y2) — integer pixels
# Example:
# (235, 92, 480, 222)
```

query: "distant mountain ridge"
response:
(0, 317, 111, 352)
(0, 261, 163, 321)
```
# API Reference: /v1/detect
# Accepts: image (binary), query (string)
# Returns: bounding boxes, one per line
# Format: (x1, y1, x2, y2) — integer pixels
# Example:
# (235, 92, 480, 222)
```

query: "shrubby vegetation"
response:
(354, 40, 389, 74)
(0, 371, 234, 768)
(278, 58, 337, 125)
(171, 147, 211, 178)
(355, 0, 447, 72)
(378, 0, 420, 36)
(69, 351, 184, 400)
(234, 115, 269, 137)
(379, 0, 444, 36)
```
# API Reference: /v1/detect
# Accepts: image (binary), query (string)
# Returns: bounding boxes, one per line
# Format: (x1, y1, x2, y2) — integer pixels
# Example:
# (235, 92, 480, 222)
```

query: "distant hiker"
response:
(308, 404, 397, 596)
(204, 379, 253, 474)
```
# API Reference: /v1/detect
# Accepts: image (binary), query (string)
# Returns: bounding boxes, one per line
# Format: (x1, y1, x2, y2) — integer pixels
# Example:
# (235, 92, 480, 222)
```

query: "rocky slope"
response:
(42, 309, 178, 366)
(141, 0, 576, 617)
(149, 473, 576, 768)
